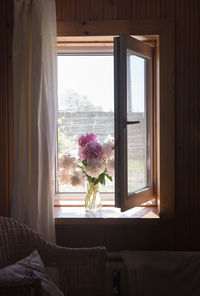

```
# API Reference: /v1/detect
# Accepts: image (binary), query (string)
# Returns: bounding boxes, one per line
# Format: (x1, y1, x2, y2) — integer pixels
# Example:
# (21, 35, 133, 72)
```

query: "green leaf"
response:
(100, 174, 106, 185)
(102, 176, 106, 185)
(105, 174, 112, 182)
(94, 172, 104, 185)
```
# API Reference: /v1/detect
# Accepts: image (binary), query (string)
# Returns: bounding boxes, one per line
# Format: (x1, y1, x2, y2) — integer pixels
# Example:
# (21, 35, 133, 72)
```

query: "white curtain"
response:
(12, 0, 57, 242)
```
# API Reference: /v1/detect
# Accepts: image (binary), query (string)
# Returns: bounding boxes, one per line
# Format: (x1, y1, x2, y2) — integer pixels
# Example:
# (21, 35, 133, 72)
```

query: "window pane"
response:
(57, 55, 114, 193)
(127, 52, 150, 194)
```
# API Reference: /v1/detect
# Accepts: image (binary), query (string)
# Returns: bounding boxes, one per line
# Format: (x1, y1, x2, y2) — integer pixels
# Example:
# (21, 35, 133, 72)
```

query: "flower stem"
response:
(85, 182, 99, 210)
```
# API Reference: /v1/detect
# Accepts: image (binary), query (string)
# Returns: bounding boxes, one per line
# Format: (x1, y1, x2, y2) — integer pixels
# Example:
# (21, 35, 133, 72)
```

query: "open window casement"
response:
(114, 33, 155, 212)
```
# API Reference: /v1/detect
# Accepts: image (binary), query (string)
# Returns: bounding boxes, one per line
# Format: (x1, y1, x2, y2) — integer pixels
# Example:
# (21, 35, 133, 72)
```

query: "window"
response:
(56, 34, 159, 213)
(56, 20, 175, 221)
(114, 33, 155, 211)
(57, 54, 114, 196)
(56, 37, 115, 205)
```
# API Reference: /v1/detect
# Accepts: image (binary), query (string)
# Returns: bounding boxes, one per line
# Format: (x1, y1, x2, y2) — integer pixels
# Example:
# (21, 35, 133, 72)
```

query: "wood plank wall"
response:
(188, 0, 200, 250)
(0, 0, 13, 217)
(56, 0, 175, 21)
(1, 0, 200, 250)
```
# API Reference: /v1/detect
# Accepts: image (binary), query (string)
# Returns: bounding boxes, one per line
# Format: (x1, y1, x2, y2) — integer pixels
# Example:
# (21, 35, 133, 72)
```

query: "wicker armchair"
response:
(0, 217, 106, 296)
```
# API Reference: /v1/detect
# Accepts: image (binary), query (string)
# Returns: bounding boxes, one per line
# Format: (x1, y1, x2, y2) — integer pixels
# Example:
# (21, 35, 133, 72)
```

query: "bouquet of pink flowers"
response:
(58, 133, 114, 210)
(77, 133, 114, 185)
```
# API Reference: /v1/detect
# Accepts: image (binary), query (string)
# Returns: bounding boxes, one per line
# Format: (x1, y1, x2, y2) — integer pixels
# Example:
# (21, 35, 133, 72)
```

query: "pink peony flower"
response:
(71, 171, 85, 186)
(80, 142, 103, 161)
(58, 169, 72, 184)
(58, 153, 76, 172)
(102, 136, 114, 160)
(78, 133, 97, 148)
(78, 148, 87, 161)
(107, 158, 115, 177)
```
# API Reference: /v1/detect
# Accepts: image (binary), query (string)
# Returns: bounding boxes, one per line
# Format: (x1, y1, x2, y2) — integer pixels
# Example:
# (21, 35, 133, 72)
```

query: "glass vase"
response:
(85, 182, 102, 211)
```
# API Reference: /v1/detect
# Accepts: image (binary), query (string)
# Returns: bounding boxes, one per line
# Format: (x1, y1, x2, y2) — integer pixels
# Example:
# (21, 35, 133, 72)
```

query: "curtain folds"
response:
(12, 0, 57, 242)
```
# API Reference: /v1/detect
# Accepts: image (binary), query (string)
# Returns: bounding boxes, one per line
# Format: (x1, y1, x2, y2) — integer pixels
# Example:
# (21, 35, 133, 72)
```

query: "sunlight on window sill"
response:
(54, 199, 114, 206)
(54, 205, 159, 219)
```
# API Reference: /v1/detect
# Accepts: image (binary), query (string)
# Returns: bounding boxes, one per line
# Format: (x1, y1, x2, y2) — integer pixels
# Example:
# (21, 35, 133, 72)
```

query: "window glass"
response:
(127, 53, 150, 194)
(57, 55, 114, 193)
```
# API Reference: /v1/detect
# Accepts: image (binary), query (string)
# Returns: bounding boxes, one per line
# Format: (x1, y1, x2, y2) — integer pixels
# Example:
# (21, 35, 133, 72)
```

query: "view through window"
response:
(57, 52, 147, 198)
(57, 55, 114, 193)
(127, 54, 149, 194)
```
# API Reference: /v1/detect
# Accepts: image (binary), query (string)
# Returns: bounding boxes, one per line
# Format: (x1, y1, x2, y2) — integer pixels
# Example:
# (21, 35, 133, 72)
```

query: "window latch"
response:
(123, 120, 140, 128)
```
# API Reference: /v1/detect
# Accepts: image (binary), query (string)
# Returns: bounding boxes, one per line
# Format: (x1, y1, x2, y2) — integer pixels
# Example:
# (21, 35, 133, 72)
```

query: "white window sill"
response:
(54, 205, 159, 221)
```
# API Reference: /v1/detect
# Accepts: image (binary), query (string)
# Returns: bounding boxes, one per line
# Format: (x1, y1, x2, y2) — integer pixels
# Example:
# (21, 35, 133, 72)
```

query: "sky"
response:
(57, 54, 145, 113)
(58, 55, 114, 112)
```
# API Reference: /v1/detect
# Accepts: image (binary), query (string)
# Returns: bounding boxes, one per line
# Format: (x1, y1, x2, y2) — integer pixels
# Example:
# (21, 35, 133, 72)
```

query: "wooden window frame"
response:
(57, 20, 175, 220)
(114, 33, 155, 212)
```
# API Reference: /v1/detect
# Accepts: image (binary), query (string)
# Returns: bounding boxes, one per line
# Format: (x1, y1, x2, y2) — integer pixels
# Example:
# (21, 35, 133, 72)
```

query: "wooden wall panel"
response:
(189, 0, 200, 250)
(61, 0, 76, 21)
(56, 0, 176, 22)
(76, 0, 90, 21)
(90, 0, 104, 20)
(175, 0, 191, 250)
(134, 0, 147, 20)
(56, 221, 174, 251)
(54, 0, 197, 250)
(147, 0, 161, 19)
(103, 0, 118, 20)
(118, 0, 132, 19)
(56, 0, 62, 21)
(0, 0, 7, 216)
(7, 0, 13, 217)
(2, 0, 200, 250)
(131, 0, 137, 19)
(160, 0, 175, 19)
(0, 0, 13, 217)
